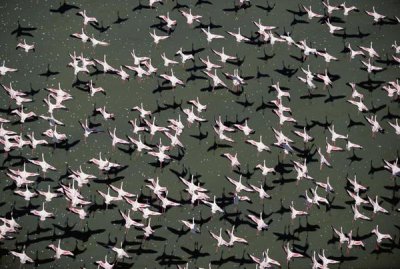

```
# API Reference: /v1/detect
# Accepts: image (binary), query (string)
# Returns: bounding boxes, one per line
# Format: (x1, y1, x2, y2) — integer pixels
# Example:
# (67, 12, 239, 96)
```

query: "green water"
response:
(0, 0, 400, 268)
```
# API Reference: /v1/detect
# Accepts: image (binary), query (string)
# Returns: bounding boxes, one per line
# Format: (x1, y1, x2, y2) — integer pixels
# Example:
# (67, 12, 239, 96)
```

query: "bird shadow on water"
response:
(189, 125, 208, 143)
(49, 1, 79, 14)
(10, 20, 37, 38)
(171, 1, 189, 11)
(180, 242, 210, 260)
(113, 11, 128, 25)
(257, 1, 276, 13)
(347, 151, 363, 165)
(293, 216, 320, 235)
(207, 137, 232, 152)
(90, 21, 110, 33)
(333, 27, 370, 39)
(155, 245, 186, 266)
(39, 64, 60, 79)
(357, 76, 385, 93)
(275, 61, 298, 79)
(195, 0, 213, 7)
(368, 160, 386, 175)
(223, 1, 251, 13)
(290, 14, 309, 26)
(194, 17, 221, 30)
(34, 251, 54, 266)
(211, 249, 253, 267)
(347, 113, 365, 129)
(324, 89, 346, 104)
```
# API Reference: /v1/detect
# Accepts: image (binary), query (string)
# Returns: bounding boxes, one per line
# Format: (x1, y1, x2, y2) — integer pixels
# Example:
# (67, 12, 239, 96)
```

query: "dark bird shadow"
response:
(236, 94, 254, 109)
(50, 0, 79, 14)
(155, 245, 186, 266)
(189, 125, 208, 142)
(39, 64, 60, 79)
(275, 61, 298, 79)
(347, 113, 365, 129)
(10, 20, 37, 38)
(324, 89, 346, 103)
(257, 1, 276, 13)
(195, 0, 213, 7)
(90, 21, 110, 33)
(172, 1, 189, 11)
(181, 243, 210, 260)
(113, 11, 128, 24)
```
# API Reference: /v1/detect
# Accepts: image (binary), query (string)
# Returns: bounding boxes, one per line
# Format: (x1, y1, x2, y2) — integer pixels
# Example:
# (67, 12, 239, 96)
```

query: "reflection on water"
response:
(0, 0, 400, 268)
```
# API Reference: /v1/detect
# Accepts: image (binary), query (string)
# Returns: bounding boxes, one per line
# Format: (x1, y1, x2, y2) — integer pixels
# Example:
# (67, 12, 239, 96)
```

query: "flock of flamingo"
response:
(0, 0, 399, 268)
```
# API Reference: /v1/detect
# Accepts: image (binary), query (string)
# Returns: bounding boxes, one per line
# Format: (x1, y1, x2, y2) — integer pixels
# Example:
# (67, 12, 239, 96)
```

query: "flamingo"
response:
(247, 212, 269, 232)
(181, 217, 200, 233)
(203, 69, 227, 90)
(0, 60, 18, 76)
(347, 230, 365, 252)
(14, 185, 37, 201)
(108, 127, 130, 149)
(31, 202, 54, 221)
(179, 9, 202, 25)
(161, 53, 179, 67)
(347, 43, 364, 59)
(333, 226, 349, 248)
(212, 47, 237, 63)
(325, 19, 344, 34)
(368, 196, 389, 215)
(11, 105, 36, 123)
(132, 103, 152, 119)
(383, 158, 400, 177)
(28, 153, 56, 173)
(175, 48, 194, 64)
(352, 205, 370, 221)
(97, 187, 121, 207)
(302, 5, 324, 20)
(371, 225, 393, 248)
(159, 69, 185, 88)
(128, 134, 152, 152)
(119, 210, 144, 229)
(365, 115, 383, 136)
(284, 242, 304, 266)
(250, 183, 271, 200)
(201, 26, 225, 43)
(77, 10, 98, 25)
(340, 2, 358, 16)
(111, 242, 130, 260)
(226, 226, 248, 246)
(143, 218, 155, 239)
(199, 56, 222, 71)
(202, 196, 223, 214)
(209, 228, 229, 251)
(149, 29, 169, 45)
(16, 39, 35, 52)
(246, 136, 270, 152)
(359, 42, 380, 58)
(47, 240, 74, 259)
(365, 7, 386, 22)
(9, 246, 33, 264)
(94, 55, 117, 73)
(71, 28, 90, 43)
(38, 185, 59, 202)
(388, 119, 400, 135)
(289, 201, 308, 221)
(96, 255, 114, 269)
(227, 28, 250, 43)
(318, 249, 340, 268)
(227, 175, 253, 193)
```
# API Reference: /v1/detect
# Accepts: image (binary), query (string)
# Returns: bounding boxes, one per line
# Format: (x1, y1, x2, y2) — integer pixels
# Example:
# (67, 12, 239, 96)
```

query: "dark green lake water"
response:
(0, 0, 400, 268)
